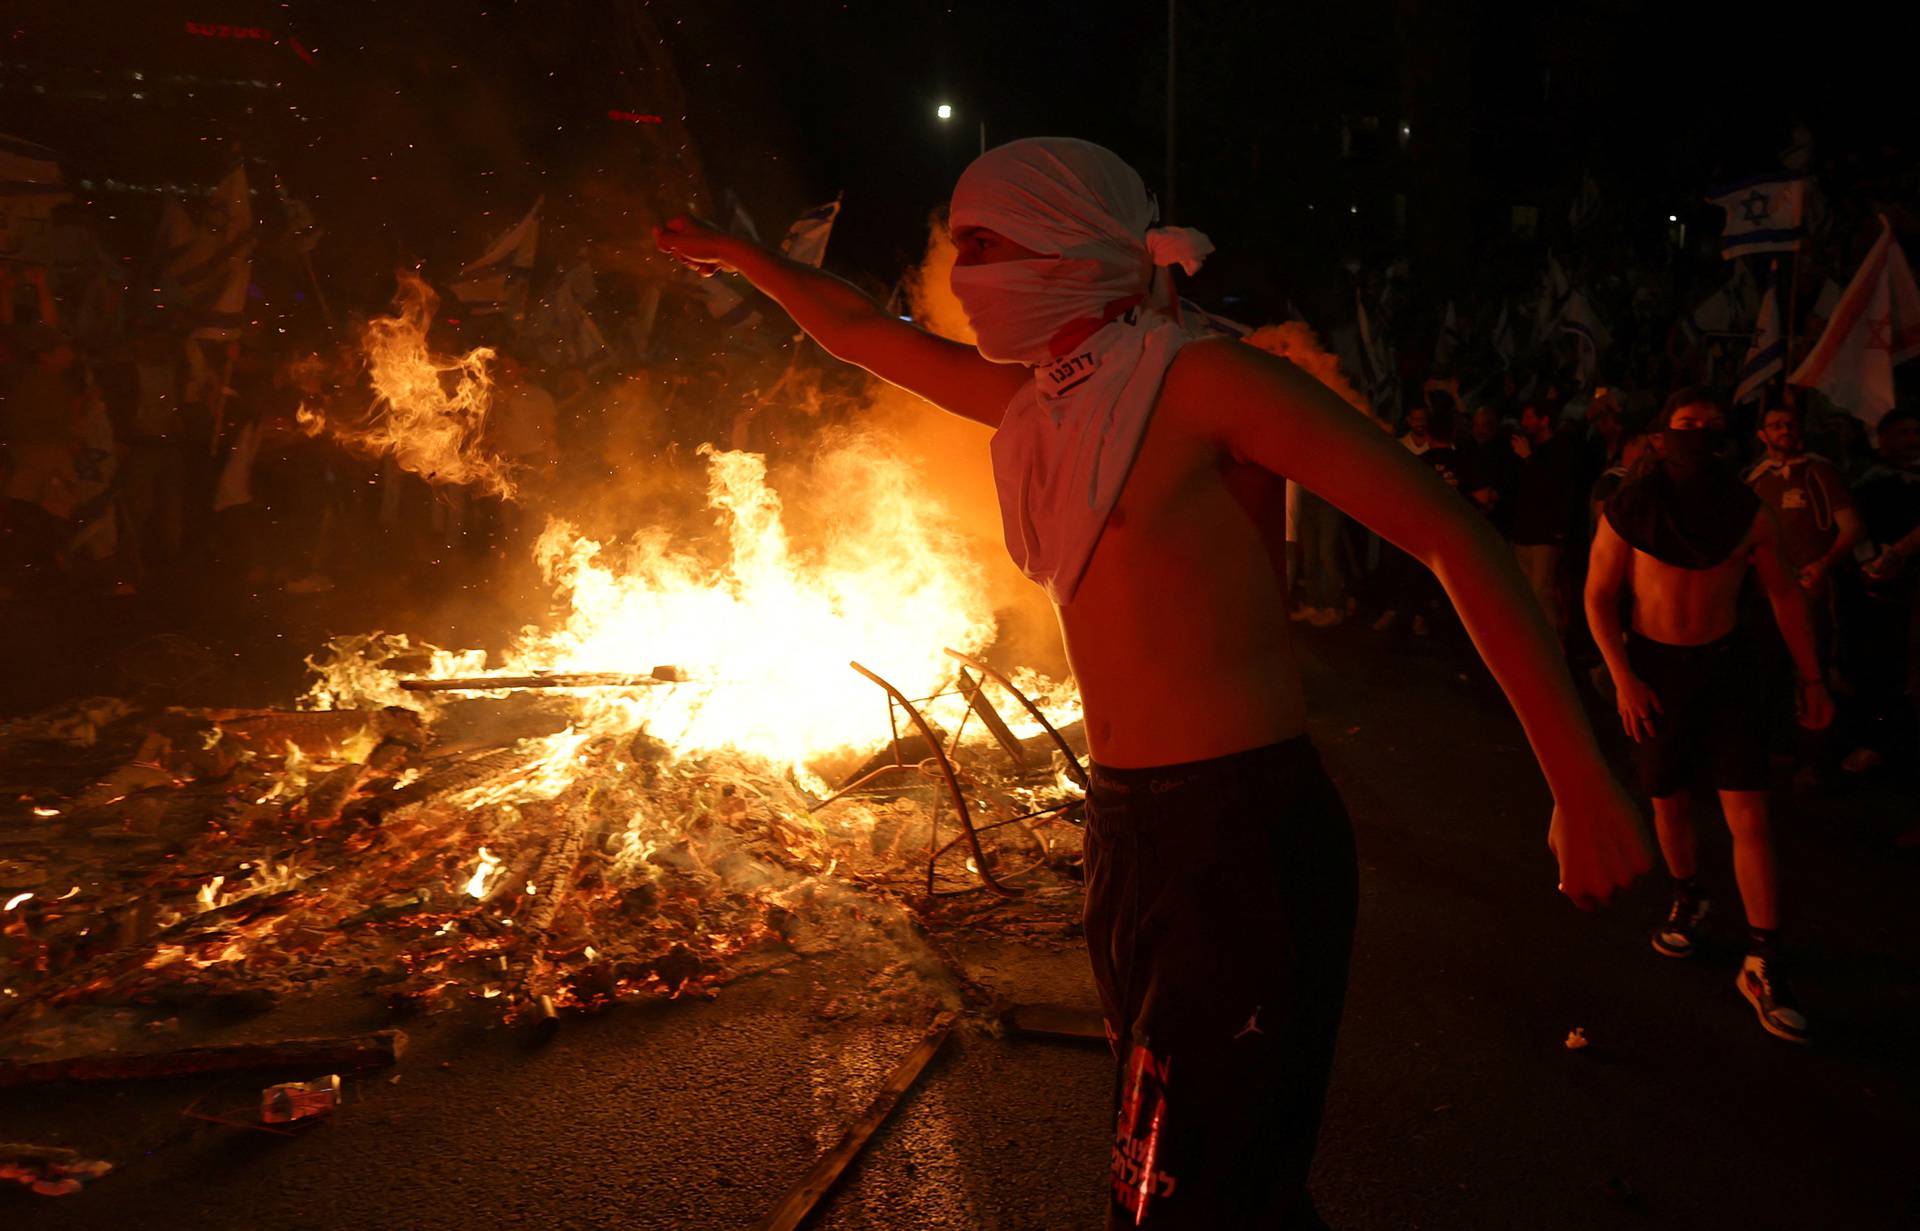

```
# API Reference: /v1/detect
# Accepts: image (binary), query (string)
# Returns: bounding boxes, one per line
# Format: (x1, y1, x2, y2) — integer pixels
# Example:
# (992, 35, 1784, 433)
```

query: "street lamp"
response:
(935, 102, 984, 155)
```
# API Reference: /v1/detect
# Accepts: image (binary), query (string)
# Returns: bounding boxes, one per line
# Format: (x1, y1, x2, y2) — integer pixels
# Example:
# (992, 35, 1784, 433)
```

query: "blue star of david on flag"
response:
(1707, 175, 1806, 260)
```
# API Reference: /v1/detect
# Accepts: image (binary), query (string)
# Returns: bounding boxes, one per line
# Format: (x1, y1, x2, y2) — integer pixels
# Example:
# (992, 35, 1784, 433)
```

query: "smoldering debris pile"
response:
(0, 680, 1087, 1055)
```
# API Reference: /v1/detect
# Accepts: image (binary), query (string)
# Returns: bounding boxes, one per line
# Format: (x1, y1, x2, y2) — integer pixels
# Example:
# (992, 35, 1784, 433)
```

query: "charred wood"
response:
(349, 746, 535, 821)
(296, 736, 414, 824)
(0, 1029, 406, 1087)
(752, 1011, 957, 1231)
(220, 707, 426, 755)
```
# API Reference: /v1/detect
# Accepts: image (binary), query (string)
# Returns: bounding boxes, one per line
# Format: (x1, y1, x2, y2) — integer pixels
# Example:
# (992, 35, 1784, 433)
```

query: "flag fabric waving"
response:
(1805, 278, 1843, 340)
(1707, 175, 1806, 259)
(1688, 260, 1759, 336)
(151, 160, 255, 340)
(1734, 272, 1785, 405)
(1559, 289, 1611, 384)
(1569, 172, 1602, 233)
(1433, 300, 1462, 367)
(780, 196, 842, 268)
(1491, 302, 1515, 369)
(452, 197, 541, 314)
(1355, 287, 1398, 414)
(0, 133, 70, 266)
(1788, 218, 1920, 427)
(1532, 252, 1571, 345)
(693, 273, 761, 330)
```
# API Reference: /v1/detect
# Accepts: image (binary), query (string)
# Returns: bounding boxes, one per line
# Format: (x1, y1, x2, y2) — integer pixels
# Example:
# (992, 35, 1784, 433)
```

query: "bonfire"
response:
(0, 276, 1087, 1053)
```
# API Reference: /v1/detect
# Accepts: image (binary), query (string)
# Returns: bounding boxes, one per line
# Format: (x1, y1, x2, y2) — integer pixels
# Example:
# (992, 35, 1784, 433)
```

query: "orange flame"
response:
(309, 435, 1082, 784)
(309, 273, 517, 498)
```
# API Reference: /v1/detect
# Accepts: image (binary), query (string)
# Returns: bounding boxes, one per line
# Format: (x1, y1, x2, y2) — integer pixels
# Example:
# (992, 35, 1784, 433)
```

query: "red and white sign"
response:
(184, 21, 271, 41)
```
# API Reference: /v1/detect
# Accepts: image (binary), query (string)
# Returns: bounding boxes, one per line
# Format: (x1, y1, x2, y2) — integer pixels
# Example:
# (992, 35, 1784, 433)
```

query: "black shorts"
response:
(1083, 736, 1357, 1230)
(1625, 631, 1769, 797)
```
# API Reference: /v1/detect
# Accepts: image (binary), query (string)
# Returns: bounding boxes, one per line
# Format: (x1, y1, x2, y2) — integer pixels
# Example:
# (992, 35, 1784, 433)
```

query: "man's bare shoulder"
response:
(1163, 334, 1282, 391)
(1158, 335, 1295, 429)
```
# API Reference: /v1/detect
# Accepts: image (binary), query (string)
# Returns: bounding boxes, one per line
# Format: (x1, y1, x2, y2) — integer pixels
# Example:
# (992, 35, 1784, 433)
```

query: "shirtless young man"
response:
(1586, 389, 1833, 1045)
(660, 139, 1647, 1228)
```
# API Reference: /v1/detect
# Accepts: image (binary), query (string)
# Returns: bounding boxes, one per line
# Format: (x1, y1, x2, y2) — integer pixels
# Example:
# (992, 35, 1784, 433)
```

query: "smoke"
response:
(869, 215, 1069, 678)
(903, 211, 976, 345)
(1242, 321, 1374, 416)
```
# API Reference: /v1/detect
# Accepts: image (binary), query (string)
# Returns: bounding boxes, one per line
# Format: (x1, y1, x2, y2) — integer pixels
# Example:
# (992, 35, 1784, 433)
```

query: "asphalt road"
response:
(5, 623, 1916, 1229)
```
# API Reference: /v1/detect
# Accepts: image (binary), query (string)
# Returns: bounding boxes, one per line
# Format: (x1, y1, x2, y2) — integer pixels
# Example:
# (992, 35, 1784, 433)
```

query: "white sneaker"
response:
(1737, 955, 1809, 1044)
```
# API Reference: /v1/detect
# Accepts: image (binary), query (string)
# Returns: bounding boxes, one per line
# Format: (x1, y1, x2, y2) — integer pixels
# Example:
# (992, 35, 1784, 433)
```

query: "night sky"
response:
(5, 0, 1911, 324)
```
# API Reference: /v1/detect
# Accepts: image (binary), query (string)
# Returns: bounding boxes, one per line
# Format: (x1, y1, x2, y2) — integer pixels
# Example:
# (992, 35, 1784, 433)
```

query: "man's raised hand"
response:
(1548, 775, 1652, 911)
(653, 216, 743, 276)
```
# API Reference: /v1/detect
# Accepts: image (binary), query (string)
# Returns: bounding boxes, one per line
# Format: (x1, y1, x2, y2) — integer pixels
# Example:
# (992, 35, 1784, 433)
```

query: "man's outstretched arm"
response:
(1172, 338, 1650, 907)
(654, 217, 1024, 427)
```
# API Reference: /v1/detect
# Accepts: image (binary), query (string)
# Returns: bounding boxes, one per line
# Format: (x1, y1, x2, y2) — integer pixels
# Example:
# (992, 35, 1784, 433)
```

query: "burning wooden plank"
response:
(295, 735, 416, 824)
(398, 668, 683, 693)
(350, 746, 538, 820)
(0, 1029, 406, 1087)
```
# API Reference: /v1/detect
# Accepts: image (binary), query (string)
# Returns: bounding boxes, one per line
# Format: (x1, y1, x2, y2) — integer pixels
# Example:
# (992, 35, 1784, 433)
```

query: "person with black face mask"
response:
(1585, 388, 1833, 1044)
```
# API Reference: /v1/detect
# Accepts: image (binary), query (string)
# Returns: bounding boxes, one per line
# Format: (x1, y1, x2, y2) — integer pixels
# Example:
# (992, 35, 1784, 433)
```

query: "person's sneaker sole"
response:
(1651, 897, 1708, 959)
(1738, 970, 1810, 1045)
(1651, 931, 1694, 958)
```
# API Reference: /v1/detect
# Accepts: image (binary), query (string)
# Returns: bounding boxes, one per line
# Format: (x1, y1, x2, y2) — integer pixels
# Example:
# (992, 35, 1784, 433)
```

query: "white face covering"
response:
(944, 138, 1215, 605)
(949, 256, 1135, 365)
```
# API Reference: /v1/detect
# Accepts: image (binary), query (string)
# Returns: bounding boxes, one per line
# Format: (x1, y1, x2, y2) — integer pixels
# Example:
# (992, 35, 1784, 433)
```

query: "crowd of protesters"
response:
(4, 170, 1918, 824)
(0, 237, 862, 626)
(1283, 328, 1918, 812)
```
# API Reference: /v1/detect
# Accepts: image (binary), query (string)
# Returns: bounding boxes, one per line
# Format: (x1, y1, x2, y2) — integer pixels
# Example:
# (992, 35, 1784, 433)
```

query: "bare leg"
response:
(1718, 790, 1779, 931)
(1650, 793, 1697, 880)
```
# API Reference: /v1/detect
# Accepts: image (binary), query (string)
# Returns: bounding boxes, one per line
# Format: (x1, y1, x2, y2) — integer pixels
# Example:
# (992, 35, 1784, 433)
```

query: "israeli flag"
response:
(1558, 289, 1611, 385)
(695, 272, 761, 330)
(0, 133, 70, 264)
(1707, 175, 1806, 260)
(780, 196, 842, 268)
(1433, 300, 1462, 367)
(452, 197, 541, 313)
(1734, 274, 1785, 404)
(159, 160, 256, 341)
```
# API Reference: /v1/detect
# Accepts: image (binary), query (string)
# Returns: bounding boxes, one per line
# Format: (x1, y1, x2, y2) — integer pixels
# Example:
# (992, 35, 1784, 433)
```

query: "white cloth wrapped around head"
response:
(948, 138, 1215, 605)
(948, 137, 1213, 364)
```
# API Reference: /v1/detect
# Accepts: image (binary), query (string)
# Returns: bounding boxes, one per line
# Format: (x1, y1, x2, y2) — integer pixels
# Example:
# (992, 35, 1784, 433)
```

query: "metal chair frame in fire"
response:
(808, 648, 1087, 899)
